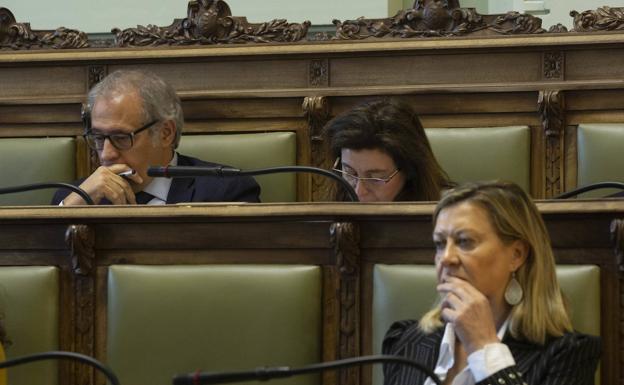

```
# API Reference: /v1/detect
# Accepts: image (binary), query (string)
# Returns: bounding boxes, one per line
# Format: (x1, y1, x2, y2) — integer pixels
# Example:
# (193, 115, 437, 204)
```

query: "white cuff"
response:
(467, 342, 515, 382)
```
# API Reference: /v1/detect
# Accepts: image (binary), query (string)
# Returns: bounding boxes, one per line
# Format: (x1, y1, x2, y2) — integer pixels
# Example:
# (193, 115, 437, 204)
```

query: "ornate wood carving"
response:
(330, 222, 361, 385)
(543, 51, 564, 80)
(538, 90, 565, 198)
(303, 96, 332, 201)
(65, 224, 96, 385)
(0, 8, 88, 50)
(113, 0, 309, 47)
(571, 6, 624, 32)
(309, 59, 329, 87)
(332, 0, 549, 40)
(88, 65, 107, 90)
(611, 219, 624, 272)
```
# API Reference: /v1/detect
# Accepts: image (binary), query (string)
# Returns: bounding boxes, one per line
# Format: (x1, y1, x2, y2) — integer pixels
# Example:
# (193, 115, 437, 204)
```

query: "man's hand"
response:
(62, 165, 143, 205)
(437, 276, 500, 354)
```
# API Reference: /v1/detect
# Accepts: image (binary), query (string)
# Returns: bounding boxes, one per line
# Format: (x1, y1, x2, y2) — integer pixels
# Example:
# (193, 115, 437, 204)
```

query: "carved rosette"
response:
(330, 222, 361, 385)
(65, 224, 96, 385)
(303, 96, 333, 201)
(0, 8, 88, 50)
(309, 59, 329, 87)
(113, 0, 310, 47)
(543, 51, 564, 80)
(571, 6, 624, 32)
(538, 90, 565, 198)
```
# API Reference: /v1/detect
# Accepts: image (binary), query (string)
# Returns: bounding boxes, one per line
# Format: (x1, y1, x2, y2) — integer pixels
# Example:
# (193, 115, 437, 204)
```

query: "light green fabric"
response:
(371, 264, 600, 385)
(107, 265, 321, 385)
(178, 132, 297, 202)
(0, 266, 59, 385)
(577, 124, 624, 197)
(0, 138, 75, 206)
(426, 126, 531, 192)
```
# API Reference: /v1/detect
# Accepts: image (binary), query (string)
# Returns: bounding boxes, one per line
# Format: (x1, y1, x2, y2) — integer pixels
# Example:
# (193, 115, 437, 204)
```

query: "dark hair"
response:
(323, 98, 452, 201)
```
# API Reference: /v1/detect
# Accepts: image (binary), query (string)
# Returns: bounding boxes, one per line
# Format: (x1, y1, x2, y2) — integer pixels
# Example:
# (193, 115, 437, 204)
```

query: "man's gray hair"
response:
(87, 70, 184, 148)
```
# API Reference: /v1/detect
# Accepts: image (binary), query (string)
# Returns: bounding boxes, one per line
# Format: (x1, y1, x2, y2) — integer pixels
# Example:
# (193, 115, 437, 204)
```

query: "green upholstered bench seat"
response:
(426, 126, 531, 192)
(371, 264, 600, 384)
(577, 124, 624, 197)
(178, 132, 297, 202)
(0, 266, 59, 385)
(107, 265, 321, 385)
(0, 138, 75, 206)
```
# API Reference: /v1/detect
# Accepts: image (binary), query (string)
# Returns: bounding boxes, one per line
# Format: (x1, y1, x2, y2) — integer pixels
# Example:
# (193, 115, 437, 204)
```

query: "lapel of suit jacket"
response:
(166, 153, 196, 204)
(392, 326, 442, 384)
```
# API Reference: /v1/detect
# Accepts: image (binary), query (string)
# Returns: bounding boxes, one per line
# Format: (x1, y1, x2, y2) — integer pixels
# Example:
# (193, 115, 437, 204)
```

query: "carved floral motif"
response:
(571, 6, 624, 32)
(113, 0, 310, 47)
(543, 51, 564, 80)
(0, 8, 88, 50)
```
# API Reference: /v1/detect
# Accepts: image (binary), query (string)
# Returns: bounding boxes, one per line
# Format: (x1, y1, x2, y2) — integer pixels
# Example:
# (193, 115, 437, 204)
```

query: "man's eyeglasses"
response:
(332, 168, 400, 189)
(84, 120, 158, 151)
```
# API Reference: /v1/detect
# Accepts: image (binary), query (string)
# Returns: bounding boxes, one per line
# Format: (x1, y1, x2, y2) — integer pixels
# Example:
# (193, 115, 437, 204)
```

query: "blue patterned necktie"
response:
(134, 191, 154, 205)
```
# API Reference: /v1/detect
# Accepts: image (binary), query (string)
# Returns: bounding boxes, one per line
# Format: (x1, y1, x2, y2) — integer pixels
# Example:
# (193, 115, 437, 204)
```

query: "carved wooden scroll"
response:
(332, 0, 549, 40)
(0, 7, 88, 50)
(538, 90, 565, 198)
(330, 222, 361, 385)
(113, 0, 310, 47)
(65, 224, 96, 385)
(303, 96, 333, 201)
(571, 6, 624, 32)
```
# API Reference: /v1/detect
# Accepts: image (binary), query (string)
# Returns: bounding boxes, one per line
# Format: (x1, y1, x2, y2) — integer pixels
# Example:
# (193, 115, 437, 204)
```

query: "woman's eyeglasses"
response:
(332, 168, 400, 188)
(84, 119, 158, 151)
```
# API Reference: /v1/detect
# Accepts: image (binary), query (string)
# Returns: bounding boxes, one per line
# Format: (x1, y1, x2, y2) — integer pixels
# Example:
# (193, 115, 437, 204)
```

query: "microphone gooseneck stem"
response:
(554, 181, 624, 199)
(0, 351, 119, 385)
(0, 182, 94, 205)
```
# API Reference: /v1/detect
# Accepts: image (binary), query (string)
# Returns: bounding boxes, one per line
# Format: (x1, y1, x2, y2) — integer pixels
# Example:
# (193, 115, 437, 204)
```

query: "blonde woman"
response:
(383, 181, 600, 385)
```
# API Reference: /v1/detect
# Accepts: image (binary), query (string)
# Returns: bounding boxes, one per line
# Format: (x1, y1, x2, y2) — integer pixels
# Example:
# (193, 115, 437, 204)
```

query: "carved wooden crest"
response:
(571, 6, 624, 32)
(113, 0, 310, 47)
(0, 7, 88, 50)
(332, 0, 551, 40)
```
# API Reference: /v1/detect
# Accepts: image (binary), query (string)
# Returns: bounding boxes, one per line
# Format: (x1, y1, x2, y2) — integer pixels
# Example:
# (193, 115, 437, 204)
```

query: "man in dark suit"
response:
(53, 70, 259, 205)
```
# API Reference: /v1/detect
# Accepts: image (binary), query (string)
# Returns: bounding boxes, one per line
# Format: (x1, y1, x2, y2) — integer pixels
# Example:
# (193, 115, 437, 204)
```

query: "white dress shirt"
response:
(138, 152, 178, 205)
(424, 317, 515, 385)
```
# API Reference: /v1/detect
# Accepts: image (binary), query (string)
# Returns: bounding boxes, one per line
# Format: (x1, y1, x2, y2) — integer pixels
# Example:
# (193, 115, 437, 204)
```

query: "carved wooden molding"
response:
(538, 90, 565, 198)
(65, 224, 96, 385)
(571, 6, 624, 32)
(330, 222, 361, 385)
(611, 219, 624, 272)
(0, 7, 88, 50)
(309, 59, 329, 87)
(88, 65, 107, 90)
(543, 51, 564, 80)
(113, 0, 310, 47)
(303, 96, 332, 201)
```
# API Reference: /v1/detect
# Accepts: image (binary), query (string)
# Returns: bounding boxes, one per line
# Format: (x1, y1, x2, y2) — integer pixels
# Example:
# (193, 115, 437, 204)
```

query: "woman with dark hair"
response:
(323, 99, 452, 202)
(383, 181, 601, 385)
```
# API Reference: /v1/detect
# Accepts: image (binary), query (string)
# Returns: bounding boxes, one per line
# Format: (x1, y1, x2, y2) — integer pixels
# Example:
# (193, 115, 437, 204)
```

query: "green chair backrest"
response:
(577, 124, 624, 197)
(0, 138, 75, 205)
(178, 132, 297, 202)
(107, 265, 321, 385)
(0, 266, 59, 385)
(371, 264, 600, 385)
(426, 126, 531, 192)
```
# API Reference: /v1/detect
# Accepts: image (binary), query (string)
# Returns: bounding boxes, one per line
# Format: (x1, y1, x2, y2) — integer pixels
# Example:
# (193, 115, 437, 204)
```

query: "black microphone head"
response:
(147, 166, 168, 177)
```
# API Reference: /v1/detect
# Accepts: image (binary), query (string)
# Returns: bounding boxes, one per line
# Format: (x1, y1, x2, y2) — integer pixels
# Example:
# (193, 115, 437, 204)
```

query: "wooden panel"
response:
(567, 48, 624, 81)
(0, 67, 86, 98)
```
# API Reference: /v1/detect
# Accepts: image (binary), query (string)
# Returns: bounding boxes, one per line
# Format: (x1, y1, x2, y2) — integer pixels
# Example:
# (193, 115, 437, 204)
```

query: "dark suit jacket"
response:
(382, 320, 601, 385)
(51, 153, 261, 204)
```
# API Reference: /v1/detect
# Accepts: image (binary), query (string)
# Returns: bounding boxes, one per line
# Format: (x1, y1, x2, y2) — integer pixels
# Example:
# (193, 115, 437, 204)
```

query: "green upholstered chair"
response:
(0, 266, 59, 385)
(0, 138, 76, 206)
(371, 264, 600, 385)
(425, 126, 531, 193)
(178, 132, 297, 202)
(577, 124, 624, 197)
(107, 265, 321, 385)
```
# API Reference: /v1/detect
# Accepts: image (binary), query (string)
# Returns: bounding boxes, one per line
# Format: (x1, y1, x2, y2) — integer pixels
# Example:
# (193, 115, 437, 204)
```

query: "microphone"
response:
(172, 354, 441, 385)
(0, 351, 119, 385)
(148, 165, 360, 202)
(553, 181, 624, 199)
(0, 182, 95, 205)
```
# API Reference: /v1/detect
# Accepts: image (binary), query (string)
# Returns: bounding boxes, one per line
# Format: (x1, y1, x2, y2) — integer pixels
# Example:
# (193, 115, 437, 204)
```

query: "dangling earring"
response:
(504, 271, 523, 306)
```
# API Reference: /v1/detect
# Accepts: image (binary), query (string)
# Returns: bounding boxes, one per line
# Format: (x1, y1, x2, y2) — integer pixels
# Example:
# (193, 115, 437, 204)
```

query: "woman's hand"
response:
(437, 276, 501, 354)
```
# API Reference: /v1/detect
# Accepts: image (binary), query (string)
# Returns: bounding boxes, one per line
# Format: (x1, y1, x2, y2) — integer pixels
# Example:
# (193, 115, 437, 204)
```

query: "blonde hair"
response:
(419, 181, 572, 345)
